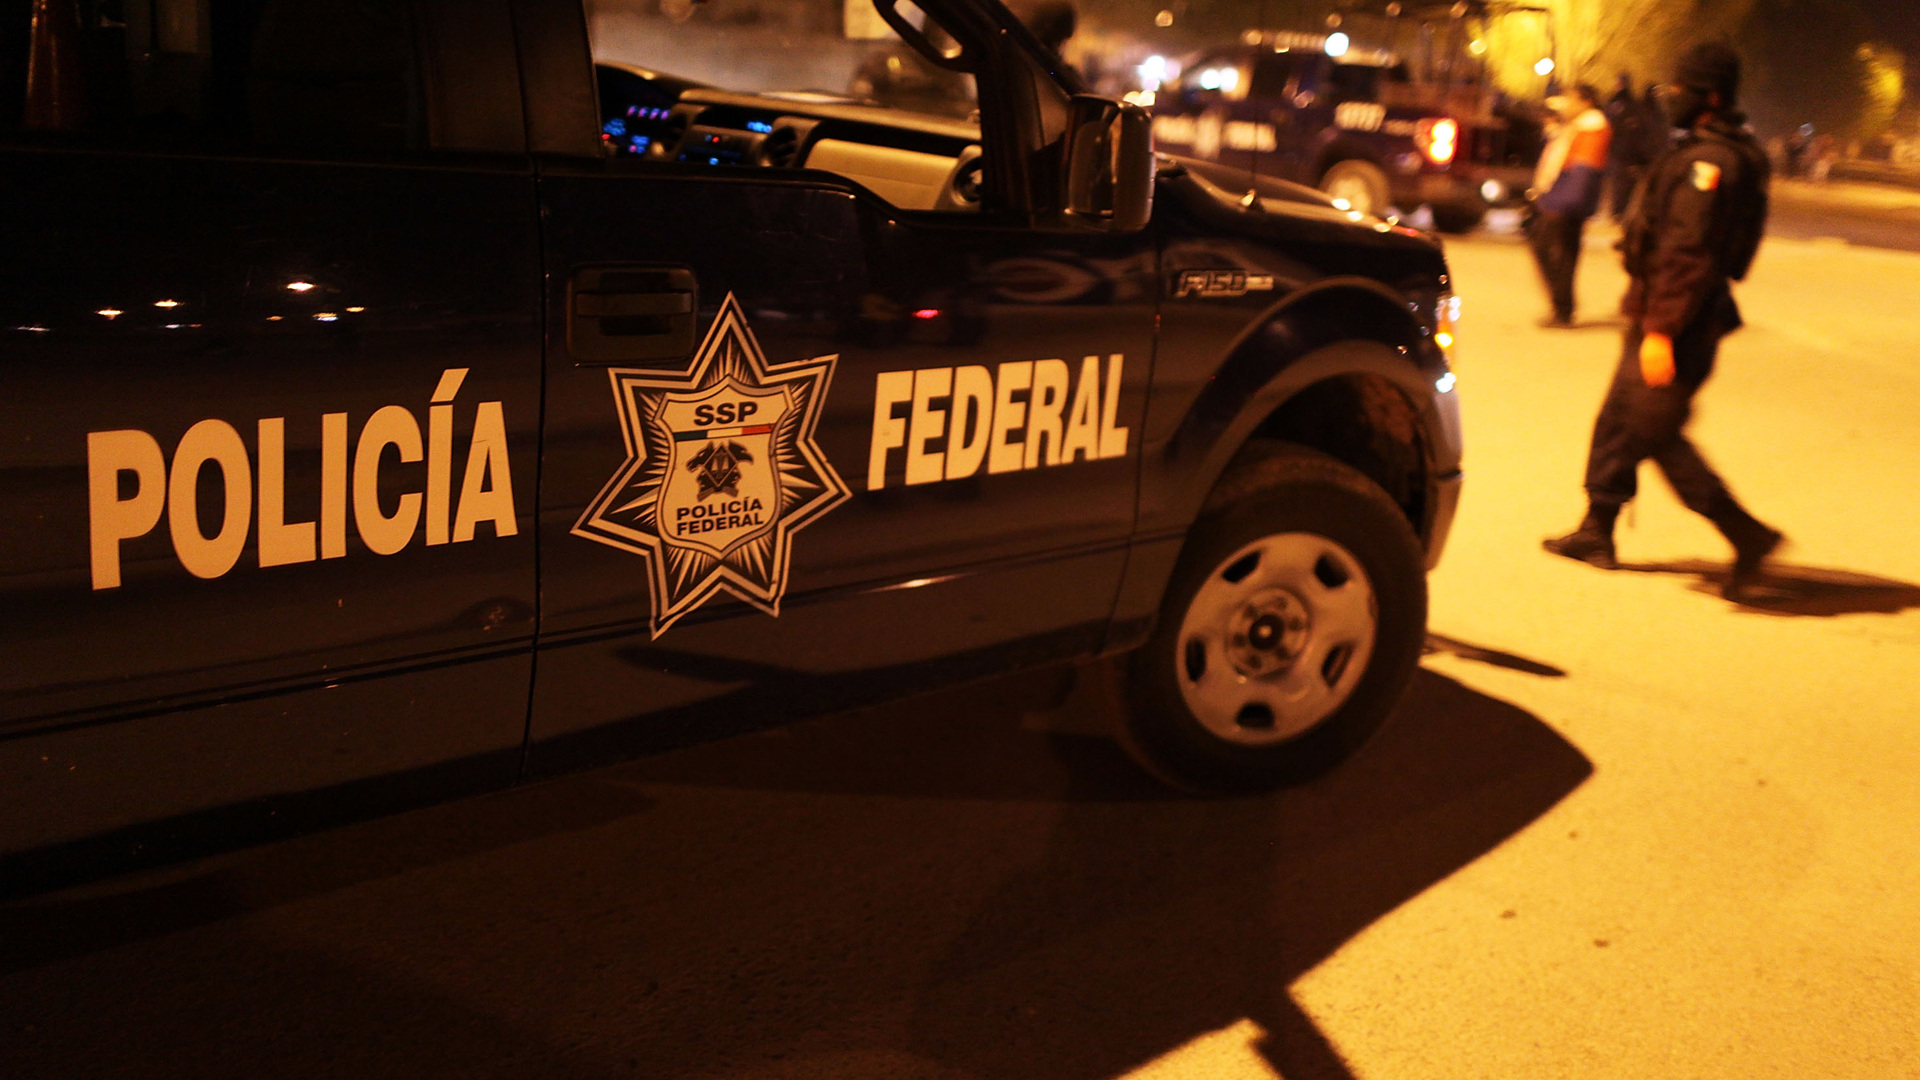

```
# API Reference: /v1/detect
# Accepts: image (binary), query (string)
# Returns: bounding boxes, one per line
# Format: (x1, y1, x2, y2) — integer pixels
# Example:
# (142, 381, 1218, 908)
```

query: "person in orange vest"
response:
(1528, 83, 1613, 327)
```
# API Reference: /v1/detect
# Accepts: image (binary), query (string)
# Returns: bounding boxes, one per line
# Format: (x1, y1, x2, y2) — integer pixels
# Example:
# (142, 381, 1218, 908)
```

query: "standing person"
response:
(1785, 124, 1813, 178)
(1605, 73, 1651, 220)
(1809, 131, 1838, 183)
(1528, 84, 1612, 327)
(1543, 42, 1782, 599)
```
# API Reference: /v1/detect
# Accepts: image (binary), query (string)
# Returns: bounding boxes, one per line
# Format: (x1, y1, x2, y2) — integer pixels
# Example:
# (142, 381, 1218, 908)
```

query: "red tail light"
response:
(1417, 118, 1459, 166)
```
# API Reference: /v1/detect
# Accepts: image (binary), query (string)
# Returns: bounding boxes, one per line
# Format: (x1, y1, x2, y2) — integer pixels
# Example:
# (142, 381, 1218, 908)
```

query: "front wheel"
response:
(1121, 444, 1428, 792)
(1319, 159, 1391, 218)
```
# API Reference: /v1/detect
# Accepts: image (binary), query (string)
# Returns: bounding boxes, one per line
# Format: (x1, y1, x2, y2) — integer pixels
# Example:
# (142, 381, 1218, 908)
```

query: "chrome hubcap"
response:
(1175, 533, 1377, 746)
(1224, 587, 1311, 678)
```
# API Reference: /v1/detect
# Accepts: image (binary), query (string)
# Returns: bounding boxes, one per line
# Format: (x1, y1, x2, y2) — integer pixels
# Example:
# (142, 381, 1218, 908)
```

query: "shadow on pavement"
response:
(616, 667, 1591, 1080)
(0, 775, 657, 976)
(1424, 632, 1569, 677)
(1618, 558, 1920, 616)
(0, 668, 1589, 1080)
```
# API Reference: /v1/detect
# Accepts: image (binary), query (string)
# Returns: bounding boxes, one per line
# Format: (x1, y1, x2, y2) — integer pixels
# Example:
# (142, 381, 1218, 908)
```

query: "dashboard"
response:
(596, 64, 986, 213)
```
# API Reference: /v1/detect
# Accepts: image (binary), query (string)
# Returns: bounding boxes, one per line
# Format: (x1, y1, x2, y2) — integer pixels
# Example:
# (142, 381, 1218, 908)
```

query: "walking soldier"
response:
(1544, 42, 1783, 598)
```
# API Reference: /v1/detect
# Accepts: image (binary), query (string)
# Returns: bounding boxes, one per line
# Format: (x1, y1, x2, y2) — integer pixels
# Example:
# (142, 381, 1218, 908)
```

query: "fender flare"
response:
(1108, 279, 1459, 652)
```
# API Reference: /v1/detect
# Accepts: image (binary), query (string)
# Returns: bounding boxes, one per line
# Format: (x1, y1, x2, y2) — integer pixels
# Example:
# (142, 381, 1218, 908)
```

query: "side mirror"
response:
(1064, 94, 1154, 231)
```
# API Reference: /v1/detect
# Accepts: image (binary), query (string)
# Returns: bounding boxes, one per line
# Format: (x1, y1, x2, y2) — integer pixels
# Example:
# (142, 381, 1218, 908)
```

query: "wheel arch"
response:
(1109, 278, 1458, 652)
(1312, 141, 1387, 184)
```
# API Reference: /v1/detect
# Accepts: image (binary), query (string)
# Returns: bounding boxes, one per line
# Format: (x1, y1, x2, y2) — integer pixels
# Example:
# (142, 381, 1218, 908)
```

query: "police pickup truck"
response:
(0, 0, 1462, 892)
(1149, 31, 1538, 231)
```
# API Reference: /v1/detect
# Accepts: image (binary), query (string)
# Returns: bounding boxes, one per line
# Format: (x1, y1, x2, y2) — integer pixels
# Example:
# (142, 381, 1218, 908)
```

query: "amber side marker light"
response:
(1435, 292, 1459, 355)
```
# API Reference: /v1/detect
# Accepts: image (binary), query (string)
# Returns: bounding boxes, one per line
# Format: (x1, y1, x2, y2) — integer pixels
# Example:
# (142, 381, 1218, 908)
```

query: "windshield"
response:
(588, 0, 979, 120)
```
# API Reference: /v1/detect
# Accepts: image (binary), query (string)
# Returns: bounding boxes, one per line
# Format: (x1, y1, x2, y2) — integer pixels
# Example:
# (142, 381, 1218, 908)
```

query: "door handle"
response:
(567, 266, 698, 364)
(573, 292, 692, 318)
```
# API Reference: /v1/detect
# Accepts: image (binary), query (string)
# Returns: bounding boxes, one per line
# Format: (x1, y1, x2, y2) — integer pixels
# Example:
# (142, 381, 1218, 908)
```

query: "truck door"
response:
(524, 0, 1156, 768)
(1153, 49, 1258, 176)
(0, 0, 540, 873)
(1250, 51, 1311, 184)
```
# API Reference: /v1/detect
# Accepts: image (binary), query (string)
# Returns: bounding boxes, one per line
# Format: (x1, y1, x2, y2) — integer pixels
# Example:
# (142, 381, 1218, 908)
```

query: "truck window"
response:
(1168, 51, 1249, 104)
(1, 0, 422, 153)
(1249, 53, 1299, 100)
(1325, 61, 1382, 102)
(588, 0, 988, 214)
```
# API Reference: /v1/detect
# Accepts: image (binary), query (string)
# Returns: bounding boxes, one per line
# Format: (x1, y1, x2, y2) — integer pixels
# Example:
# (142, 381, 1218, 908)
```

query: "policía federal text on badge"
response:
(572, 294, 850, 636)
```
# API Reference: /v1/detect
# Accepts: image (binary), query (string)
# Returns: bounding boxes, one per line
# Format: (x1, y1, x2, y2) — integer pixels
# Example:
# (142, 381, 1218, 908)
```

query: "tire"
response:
(1429, 203, 1486, 234)
(1120, 442, 1428, 792)
(1319, 159, 1391, 218)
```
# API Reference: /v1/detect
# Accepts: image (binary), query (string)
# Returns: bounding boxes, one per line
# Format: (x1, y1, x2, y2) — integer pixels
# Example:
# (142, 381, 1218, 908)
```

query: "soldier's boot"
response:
(1542, 505, 1619, 569)
(1712, 499, 1784, 600)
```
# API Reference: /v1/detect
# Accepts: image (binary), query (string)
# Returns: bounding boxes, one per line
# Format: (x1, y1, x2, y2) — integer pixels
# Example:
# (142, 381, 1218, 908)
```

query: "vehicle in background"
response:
(1145, 8, 1548, 231)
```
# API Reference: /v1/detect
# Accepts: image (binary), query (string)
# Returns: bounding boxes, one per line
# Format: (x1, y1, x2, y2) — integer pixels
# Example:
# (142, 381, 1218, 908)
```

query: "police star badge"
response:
(572, 294, 850, 636)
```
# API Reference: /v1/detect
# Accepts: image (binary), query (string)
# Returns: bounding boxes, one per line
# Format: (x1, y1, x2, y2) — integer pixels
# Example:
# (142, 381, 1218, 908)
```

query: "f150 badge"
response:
(572, 295, 849, 637)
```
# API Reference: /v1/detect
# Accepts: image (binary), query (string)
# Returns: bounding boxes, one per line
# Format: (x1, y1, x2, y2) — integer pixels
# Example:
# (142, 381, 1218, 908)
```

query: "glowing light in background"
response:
(1326, 32, 1350, 57)
(1534, 57, 1555, 76)
(286, 281, 315, 292)
(1419, 117, 1458, 165)
(1197, 66, 1240, 92)
(1137, 54, 1167, 92)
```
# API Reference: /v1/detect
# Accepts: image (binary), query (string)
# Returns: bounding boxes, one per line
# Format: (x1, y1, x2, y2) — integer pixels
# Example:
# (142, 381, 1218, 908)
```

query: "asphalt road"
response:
(1766, 178, 1920, 252)
(3, 187, 1916, 1080)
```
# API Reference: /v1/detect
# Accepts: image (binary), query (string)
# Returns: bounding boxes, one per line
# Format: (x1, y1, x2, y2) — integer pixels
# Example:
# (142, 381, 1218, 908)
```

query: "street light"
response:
(1326, 31, 1350, 57)
(1138, 54, 1167, 91)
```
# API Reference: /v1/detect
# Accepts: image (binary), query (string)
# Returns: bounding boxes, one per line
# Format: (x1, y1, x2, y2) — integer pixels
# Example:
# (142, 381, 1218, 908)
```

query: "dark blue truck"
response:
(1148, 30, 1539, 231)
(1, 0, 1463, 893)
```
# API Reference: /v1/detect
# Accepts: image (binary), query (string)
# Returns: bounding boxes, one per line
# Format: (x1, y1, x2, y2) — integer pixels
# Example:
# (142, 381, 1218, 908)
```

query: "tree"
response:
(1851, 42, 1904, 142)
(1480, 0, 1758, 97)
(1734, 0, 1894, 138)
